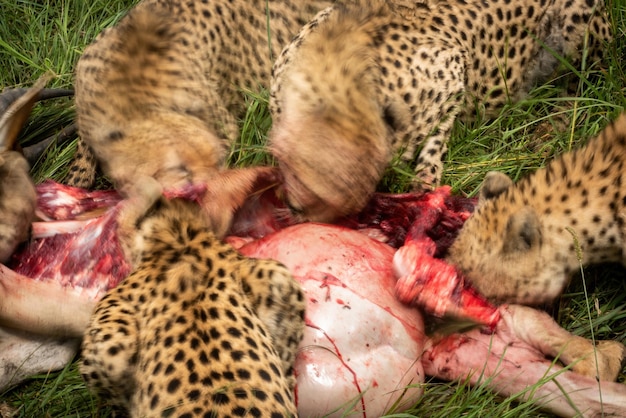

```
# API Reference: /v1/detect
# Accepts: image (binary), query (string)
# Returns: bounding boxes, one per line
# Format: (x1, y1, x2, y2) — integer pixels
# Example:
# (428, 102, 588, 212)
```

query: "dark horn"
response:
(22, 123, 77, 165)
(0, 88, 74, 115)
(0, 74, 53, 151)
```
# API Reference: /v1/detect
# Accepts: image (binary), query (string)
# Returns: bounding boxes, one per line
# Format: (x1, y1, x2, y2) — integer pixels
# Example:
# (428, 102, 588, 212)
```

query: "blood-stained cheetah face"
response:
(273, 140, 390, 223)
(448, 115, 626, 305)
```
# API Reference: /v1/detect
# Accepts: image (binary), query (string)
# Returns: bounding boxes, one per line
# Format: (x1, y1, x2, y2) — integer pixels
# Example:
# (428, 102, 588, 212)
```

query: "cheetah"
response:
(269, 0, 611, 222)
(80, 178, 306, 417)
(447, 113, 626, 305)
(67, 0, 332, 190)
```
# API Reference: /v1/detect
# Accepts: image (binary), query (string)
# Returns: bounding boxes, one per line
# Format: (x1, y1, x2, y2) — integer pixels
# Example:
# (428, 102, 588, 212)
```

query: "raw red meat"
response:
(1, 185, 129, 337)
(9, 183, 129, 300)
(35, 180, 121, 221)
(338, 186, 476, 250)
(228, 182, 501, 332)
(391, 186, 500, 327)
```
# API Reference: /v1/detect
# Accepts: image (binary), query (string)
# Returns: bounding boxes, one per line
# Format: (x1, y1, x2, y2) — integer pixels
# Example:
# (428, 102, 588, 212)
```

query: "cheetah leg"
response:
(63, 138, 98, 189)
(409, 49, 465, 190)
(237, 258, 306, 385)
(502, 304, 625, 381)
(116, 176, 163, 266)
(80, 291, 139, 408)
(412, 121, 456, 190)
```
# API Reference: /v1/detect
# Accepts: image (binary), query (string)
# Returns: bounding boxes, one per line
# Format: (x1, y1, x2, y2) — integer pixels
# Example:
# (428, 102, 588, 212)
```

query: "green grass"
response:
(1, 0, 625, 416)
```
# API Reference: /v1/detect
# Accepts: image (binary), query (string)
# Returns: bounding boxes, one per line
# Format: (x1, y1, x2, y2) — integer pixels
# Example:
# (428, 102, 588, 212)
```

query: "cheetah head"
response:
(270, 108, 392, 223)
(271, 134, 390, 223)
(447, 172, 570, 305)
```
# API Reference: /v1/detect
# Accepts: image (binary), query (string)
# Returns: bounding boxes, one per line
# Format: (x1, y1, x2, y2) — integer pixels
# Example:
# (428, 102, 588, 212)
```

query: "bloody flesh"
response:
(238, 222, 426, 417)
(35, 180, 121, 221)
(8, 182, 129, 295)
(387, 187, 500, 327)
(12, 181, 498, 327)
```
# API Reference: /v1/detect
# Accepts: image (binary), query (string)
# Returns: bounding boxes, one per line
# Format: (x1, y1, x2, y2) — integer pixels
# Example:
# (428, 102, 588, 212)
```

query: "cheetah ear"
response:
(502, 207, 542, 253)
(478, 171, 513, 206)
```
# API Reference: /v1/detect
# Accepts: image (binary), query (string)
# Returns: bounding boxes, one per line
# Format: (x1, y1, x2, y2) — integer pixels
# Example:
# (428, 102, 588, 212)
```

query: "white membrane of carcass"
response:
(239, 223, 426, 417)
(297, 278, 424, 416)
